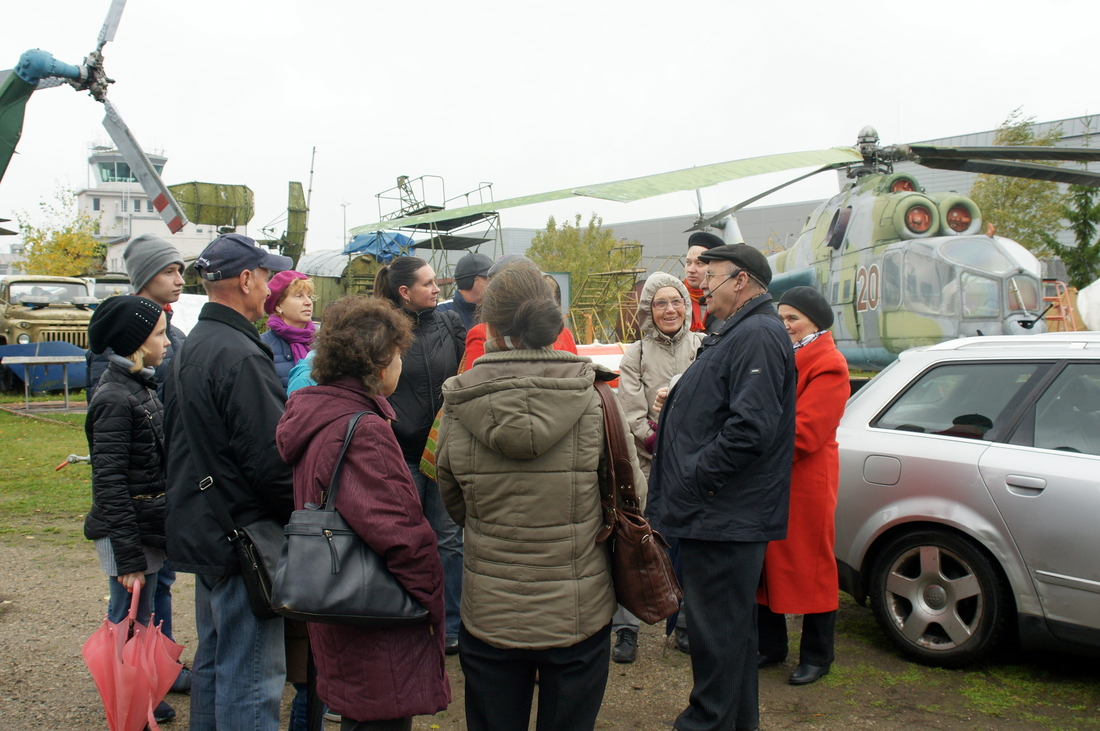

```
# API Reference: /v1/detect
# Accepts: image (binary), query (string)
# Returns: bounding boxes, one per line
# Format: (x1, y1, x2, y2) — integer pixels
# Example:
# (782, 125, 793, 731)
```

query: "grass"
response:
(0, 408, 90, 543)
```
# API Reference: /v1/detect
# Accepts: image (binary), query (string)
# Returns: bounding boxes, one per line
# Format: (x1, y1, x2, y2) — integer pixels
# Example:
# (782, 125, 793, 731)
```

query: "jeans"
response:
(407, 461, 463, 639)
(190, 573, 286, 731)
(155, 568, 177, 640)
(107, 573, 155, 626)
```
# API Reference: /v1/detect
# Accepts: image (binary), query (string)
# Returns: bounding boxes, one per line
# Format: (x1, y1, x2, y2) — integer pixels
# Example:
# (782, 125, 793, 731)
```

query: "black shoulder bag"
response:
(271, 411, 429, 627)
(173, 346, 285, 620)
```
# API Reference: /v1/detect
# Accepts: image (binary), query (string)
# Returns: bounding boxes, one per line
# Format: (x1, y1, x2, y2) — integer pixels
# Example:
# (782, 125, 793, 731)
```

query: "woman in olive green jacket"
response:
(437, 261, 644, 731)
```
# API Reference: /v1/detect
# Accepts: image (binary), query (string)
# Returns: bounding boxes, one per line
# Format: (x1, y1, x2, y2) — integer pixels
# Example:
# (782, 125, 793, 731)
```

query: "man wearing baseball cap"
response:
(436, 251, 492, 330)
(162, 234, 295, 730)
(646, 243, 796, 731)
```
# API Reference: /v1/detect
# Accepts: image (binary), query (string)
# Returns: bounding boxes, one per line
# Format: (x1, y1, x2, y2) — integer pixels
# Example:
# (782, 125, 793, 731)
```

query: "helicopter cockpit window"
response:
(882, 253, 902, 310)
(1006, 275, 1040, 312)
(960, 272, 1001, 318)
(904, 252, 957, 316)
(940, 237, 1014, 274)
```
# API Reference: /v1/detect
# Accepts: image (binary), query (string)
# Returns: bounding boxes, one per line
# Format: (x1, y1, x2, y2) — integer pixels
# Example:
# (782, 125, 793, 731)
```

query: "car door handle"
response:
(1006, 474, 1046, 496)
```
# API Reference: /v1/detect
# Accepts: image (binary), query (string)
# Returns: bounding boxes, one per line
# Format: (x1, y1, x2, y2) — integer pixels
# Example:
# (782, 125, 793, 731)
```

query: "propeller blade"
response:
(35, 78, 67, 90)
(908, 144, 1100, 163)
(917, 157, 1100, 188)
(351, 147, 863, 235)
(97, 0, 128, 49)
(687, 163, 845, 232)
(101, 99, 188, 233)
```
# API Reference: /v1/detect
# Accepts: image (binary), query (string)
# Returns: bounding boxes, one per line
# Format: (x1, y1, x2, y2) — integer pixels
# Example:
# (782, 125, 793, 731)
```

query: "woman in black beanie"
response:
(83, 295, 176, 720)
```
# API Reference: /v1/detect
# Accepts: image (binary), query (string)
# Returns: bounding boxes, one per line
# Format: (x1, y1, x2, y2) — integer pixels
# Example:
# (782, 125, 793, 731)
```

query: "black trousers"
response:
(459, 623, 611, 731)
(676, 539, 768, 731)
(339, 718, 412, 731)
(757, 605, 836, 667)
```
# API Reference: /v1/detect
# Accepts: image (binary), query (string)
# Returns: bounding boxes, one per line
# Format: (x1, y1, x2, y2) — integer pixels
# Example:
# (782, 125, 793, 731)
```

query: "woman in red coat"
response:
(277, 297, 450, 730)
(757, 286, 849, 686)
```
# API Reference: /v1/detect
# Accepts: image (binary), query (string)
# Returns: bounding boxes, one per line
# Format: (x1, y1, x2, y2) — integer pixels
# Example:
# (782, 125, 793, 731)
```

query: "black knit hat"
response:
(778, 286, 834, 330)
(88, 296, 164, 356)
(687, 231, 725, 251)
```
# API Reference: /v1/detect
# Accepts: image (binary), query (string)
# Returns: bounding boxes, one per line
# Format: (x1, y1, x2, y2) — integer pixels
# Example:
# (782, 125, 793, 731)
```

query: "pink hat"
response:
(264, 270, 309, 315)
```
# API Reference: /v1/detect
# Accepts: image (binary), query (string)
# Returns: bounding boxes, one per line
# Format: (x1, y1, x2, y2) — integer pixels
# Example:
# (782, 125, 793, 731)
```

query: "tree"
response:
(18, 187, 103, 276)
(1042, 184, 1100, 289)
(969, 109, 1066, 255)
(527, 213, 639, 292)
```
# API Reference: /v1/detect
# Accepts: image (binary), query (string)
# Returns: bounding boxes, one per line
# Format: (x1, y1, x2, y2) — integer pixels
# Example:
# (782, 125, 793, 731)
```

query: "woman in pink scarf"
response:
(261, 270, 316, 389)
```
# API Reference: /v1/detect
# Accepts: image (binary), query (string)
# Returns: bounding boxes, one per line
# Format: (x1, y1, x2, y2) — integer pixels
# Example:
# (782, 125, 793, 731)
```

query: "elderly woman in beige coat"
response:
(437, 261, 644, 731)
(612, 270, 702, 662)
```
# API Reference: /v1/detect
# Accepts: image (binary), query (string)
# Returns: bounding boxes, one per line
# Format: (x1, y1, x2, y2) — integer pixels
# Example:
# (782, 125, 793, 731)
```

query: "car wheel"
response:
(869, 530, 1010, 668)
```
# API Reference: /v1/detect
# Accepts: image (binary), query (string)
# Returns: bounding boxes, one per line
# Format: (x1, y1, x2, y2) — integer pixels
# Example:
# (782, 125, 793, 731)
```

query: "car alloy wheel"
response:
(869, 530, 1010, 667)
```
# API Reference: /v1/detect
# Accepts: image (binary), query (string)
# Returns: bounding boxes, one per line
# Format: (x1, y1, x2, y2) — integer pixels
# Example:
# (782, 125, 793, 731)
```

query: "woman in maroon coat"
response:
(757, 286, 849, 686)
(277, 297, 450, 731)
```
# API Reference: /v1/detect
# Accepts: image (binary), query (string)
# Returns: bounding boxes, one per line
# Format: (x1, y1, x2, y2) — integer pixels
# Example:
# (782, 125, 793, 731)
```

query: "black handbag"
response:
(174, 350, 285, 620)
(271, 411, 429, 628)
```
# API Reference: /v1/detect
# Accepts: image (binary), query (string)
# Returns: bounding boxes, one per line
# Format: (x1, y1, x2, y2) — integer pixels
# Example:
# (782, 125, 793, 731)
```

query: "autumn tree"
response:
(527, 213, 639, 292)
(18, 187, 103, 276)
(1042, 184, 1100, 289)
(969, 109, 1066, 255)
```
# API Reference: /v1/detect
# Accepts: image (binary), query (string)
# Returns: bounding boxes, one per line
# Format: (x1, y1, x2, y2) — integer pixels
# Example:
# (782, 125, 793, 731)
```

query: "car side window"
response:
(1031, 364, 1100, 455)
(872, 362, 1045, 439)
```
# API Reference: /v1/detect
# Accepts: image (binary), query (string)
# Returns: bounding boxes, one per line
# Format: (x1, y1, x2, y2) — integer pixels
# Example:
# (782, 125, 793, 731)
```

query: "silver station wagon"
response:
(836, 332, 1100, 667)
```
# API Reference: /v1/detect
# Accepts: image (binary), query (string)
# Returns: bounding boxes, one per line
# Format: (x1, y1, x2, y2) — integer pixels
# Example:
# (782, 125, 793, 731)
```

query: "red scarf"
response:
(685, 281, 707, 332)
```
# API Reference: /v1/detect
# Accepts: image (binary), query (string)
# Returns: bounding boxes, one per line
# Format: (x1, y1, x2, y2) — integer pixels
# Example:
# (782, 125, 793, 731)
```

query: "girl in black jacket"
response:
(84, 295, 171, 630)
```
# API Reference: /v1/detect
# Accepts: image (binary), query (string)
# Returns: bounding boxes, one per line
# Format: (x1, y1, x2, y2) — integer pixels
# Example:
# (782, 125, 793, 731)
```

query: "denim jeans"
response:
(107, 573, 155, 626)
(190, 573, 286, 731)
(406, 461, 463, 639)
(154, 568, 176, 639)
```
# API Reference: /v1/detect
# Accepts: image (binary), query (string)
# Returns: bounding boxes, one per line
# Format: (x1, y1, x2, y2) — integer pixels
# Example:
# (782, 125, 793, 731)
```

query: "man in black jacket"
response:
(162, 234, 294, 731)
(647, 244, 796, 731)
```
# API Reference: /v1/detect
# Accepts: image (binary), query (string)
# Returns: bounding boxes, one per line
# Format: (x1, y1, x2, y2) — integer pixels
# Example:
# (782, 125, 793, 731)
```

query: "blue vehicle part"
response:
(15, 49, 83, 85)
(0, 341, 88, 391)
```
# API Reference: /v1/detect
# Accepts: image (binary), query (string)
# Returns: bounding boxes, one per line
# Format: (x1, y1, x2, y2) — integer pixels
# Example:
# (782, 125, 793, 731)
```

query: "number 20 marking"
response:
(856, 264, 880, 312)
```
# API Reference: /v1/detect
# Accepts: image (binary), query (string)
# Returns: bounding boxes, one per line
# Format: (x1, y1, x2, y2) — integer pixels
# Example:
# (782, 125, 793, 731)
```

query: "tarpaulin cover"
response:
(343, 231, 414, 263)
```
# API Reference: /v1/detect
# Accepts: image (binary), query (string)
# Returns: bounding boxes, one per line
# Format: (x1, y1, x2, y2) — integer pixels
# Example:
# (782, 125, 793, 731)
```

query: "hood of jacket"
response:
(442, 349, 596, 461)
(638, 271, 692, 344)
(277, 377, 396, 466)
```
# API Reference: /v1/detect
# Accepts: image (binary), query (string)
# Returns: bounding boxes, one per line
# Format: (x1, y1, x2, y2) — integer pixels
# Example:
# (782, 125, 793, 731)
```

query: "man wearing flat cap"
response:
(436, 250, 492, 330)
(162, 234, 296, 731)
(647, 243, 797, 731)
(683, 231, 726, 334)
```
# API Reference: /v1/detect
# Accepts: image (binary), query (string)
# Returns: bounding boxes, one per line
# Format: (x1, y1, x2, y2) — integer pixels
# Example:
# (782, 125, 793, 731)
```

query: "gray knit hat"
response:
(123, 234, 184, 293)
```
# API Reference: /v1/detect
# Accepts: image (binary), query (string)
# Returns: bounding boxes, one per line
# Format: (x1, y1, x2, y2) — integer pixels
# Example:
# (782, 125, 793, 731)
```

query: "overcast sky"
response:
(4, 0, 1098, 254)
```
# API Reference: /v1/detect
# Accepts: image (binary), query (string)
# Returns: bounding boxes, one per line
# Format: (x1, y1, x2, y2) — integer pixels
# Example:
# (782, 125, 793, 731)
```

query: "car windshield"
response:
(7, 281, 90, 303)
(873, 362, 1048, 439)
(93, 281, 134, 298)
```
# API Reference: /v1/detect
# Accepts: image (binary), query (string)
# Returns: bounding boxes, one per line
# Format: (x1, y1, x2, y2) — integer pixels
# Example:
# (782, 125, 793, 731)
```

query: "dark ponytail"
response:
(481, 263, 563, 349)
(373, 256, 428, 307)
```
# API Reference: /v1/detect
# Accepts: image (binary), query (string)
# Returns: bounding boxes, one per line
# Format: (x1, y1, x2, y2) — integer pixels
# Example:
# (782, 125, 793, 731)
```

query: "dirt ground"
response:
(1, 521, 1098, 731)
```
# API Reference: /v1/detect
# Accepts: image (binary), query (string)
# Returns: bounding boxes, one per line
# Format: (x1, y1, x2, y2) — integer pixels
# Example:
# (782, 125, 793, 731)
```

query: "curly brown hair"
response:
(311, 297, 414, 394)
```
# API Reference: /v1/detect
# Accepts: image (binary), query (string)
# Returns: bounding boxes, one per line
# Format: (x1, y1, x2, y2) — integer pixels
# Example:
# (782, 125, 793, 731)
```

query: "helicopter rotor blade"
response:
(351, 147, 863, 235)
(686, 163, 845, 232)
(907, 145, 1100, 164)
(97, 0, 128, 50)
(917, 157, 1100, 188)
(101, 99, 188, 233)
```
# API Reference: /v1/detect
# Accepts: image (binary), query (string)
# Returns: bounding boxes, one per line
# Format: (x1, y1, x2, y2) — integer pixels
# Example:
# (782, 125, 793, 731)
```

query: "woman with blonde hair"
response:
(437, 261, 643, 731)
(261, 270, 316, 388)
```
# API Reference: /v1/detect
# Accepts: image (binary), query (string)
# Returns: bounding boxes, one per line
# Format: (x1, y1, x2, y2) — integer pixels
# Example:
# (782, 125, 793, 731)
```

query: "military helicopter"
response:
(352, 127, 1100, 368)
(0, 0, 188, 233)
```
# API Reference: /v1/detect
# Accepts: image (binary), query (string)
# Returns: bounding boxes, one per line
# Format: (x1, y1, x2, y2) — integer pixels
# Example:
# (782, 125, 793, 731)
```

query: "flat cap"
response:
(697, 243, 772, 287)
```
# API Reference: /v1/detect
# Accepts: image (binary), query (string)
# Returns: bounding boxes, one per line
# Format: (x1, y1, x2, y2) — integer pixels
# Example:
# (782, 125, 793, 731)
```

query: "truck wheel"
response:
(869, 530, 1010, 668)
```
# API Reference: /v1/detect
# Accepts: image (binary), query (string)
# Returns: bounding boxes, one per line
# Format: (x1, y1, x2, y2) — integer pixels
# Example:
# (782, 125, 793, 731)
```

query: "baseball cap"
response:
(194, 234, 294, 281)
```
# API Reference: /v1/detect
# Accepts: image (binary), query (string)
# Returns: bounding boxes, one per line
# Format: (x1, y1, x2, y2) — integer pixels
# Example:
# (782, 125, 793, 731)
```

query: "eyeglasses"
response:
(652, 297, 686, 310)
(703, 269, 743, 282)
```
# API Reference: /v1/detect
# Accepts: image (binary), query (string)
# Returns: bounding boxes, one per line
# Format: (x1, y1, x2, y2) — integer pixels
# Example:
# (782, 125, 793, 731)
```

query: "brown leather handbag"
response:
(594, 380, 682, 624)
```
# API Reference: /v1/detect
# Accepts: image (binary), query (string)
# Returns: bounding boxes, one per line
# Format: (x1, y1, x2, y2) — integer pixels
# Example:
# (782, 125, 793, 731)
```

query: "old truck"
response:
(0, 275, 96, 391)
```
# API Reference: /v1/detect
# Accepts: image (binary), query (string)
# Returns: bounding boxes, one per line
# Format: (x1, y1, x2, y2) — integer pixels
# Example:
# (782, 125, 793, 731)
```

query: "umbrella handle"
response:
(128, 581, 141, 622)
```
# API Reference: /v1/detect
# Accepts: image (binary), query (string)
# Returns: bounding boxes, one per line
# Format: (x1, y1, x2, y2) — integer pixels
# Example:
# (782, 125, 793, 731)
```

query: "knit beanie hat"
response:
(778, 286, 834, 331)
(123, 234, 184, 293)
(88, 296, 164, 356)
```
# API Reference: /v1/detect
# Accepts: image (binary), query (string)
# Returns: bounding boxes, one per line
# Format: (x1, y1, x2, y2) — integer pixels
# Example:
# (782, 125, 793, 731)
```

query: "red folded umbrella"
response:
(83, 583, 184, 731)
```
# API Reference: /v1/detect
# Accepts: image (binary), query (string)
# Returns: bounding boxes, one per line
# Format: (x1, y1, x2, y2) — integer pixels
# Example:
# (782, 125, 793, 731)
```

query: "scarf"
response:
(266, 314, 315, 363)
(793, 330, 824, 351)
(685, 281, 707, 332)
